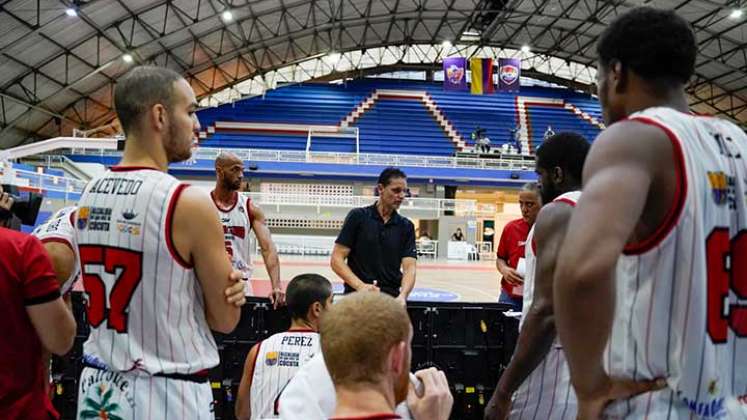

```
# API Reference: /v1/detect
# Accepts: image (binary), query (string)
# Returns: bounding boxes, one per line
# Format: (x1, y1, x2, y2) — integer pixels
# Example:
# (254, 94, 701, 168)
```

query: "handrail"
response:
(69, 146, 534, 171)
(1, 137, 119, 160)
(3, 136, 534, 171)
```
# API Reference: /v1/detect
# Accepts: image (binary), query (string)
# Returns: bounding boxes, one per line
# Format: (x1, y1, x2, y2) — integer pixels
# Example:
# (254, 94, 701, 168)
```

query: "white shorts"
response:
(76, 366, 214, 419)
(510, 347, 577, 420)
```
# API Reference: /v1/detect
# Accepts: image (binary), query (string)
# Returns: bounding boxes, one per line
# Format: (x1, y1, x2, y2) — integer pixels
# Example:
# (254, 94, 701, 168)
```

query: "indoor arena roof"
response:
(0, 0, 745, 147)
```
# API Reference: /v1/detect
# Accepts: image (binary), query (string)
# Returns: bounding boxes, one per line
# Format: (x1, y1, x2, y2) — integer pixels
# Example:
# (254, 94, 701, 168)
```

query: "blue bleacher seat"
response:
(196, 79, 603, 155)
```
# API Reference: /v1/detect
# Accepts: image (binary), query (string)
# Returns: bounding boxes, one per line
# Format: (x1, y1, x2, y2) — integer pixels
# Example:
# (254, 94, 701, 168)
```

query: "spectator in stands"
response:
(331, 167, 417, 304)
(544, 125, 555, 140)
(235, 273, 332, 420)
(496, 182, 541, 311)
(322, 292, 453, 420)
(451, 228, 465, 241)
(511, 125, 523, 154)
(0, 185, 77, 419)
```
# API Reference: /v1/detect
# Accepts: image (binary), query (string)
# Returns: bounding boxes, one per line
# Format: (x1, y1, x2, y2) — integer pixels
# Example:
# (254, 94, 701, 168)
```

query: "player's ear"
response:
(553, 166, 564, 185)
(389, 341, 407, 376)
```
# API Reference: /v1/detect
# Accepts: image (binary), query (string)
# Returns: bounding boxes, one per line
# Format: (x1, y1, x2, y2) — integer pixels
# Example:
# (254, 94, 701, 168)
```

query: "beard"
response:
(540, 181, 562, 204)
(222, 177, 241, 191)
(165, 119, 193, 163)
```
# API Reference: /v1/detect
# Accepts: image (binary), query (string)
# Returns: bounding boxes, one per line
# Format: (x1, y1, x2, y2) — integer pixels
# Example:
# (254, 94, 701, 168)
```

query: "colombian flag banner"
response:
(470, 58, 494, 95)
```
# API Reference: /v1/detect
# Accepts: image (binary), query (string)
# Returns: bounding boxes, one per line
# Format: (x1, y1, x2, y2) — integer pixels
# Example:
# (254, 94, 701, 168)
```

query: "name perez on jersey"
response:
(279, 336, 314, 347)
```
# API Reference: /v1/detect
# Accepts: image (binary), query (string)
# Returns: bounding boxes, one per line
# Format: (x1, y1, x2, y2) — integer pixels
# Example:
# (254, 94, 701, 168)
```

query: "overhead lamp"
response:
(65, 7, 77, 17)
(122, 53, 134, 63)
(521, 44, 531, 53)
(729, 9, 743, 19)
(222, 10, 234, 22)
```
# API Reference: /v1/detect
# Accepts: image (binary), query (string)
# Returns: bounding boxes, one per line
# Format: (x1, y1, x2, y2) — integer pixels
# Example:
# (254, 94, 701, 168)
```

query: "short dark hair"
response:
(377, 167, 407, 186)
(286, 274, 333, 320)
(114, 66, 184, 135)
(536, 132, 590, 183)
(597, 7, 696, 86)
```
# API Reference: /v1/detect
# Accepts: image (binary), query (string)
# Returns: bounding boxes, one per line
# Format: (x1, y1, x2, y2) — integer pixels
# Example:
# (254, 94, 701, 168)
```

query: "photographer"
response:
(0, 185, 76, 419)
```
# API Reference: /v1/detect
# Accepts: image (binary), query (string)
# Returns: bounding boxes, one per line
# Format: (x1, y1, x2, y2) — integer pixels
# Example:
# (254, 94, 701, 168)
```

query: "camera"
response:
(0, 184, 43, 226)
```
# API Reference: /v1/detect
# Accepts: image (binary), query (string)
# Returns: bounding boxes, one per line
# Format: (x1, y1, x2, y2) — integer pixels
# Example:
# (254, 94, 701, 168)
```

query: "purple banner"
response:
(498, 58, 521, 92)
(443, 57, 467, 91)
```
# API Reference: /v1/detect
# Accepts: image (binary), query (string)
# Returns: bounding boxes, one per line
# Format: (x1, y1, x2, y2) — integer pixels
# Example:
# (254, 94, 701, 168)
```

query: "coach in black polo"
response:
(331, 167, 417, 304)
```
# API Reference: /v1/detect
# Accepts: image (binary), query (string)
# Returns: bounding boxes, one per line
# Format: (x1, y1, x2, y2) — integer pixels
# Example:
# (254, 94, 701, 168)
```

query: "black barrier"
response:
(52, 293, 518, 419)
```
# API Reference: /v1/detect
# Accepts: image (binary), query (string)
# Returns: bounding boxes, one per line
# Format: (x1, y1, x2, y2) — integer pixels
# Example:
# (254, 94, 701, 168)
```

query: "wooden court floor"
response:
(249, 255, 501, 303)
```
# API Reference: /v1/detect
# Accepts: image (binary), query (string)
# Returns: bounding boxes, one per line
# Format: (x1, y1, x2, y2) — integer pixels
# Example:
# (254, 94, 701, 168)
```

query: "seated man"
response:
(235, 273, 333, 420)
(322, 292, 453, 420)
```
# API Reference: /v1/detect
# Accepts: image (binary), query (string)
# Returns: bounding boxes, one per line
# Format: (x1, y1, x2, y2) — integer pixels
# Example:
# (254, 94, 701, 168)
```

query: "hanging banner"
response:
(470, 58, 495, 95)
(443, 57, 467, 91)
(498, 58, 521, 92)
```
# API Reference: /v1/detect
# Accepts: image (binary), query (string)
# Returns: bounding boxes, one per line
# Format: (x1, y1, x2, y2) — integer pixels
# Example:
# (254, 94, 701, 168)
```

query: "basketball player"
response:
(554, 8, 747, 419)
(322, 292, 453, 420)
(74, 66, 246, 419)
(32, 206, 79, 295)
(484, 133, 589, 420)
(31, 206, 79, 395)
(235, 273, 332, 419)
(211, 151, 284, 307)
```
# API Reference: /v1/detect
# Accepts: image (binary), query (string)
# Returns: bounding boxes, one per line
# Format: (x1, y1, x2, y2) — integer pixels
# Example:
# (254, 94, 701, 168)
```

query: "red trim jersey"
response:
(76, 167, 219, 374)
(212, 191, 255, 280)
(510, 191, 580, 419)
(249, 329, 320, 419)
(32, 206, 79, 294)
(605, 108, 747, 418)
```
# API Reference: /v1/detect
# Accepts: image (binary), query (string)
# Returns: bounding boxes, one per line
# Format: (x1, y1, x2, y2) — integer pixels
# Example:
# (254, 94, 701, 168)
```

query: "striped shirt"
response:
(249, 329, 320, 419)
(604, 108, 747, 419)
(32, 205, 79, 294)
(76, 166, 219, 375)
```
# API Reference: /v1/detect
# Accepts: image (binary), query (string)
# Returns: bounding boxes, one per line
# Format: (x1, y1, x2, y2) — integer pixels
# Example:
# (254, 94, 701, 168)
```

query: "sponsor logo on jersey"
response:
(77, 207, 90, 230)
(277, 352, 300, 367)
(708, 172, 729, 206)
(265, 351, 279, 366)
(78, 207, 112, 231)
(678, 394, 726, 419)
(122, 209, 138, 220)
(116, 210, 142, 236)
(80, 370, 136, 415)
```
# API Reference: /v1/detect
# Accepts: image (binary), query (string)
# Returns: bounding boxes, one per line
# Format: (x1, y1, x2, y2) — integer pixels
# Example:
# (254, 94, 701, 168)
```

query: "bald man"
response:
(212, 152, 284, 307)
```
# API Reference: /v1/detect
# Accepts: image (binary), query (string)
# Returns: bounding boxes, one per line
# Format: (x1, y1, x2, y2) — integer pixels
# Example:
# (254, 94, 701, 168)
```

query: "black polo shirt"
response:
(336, 203, 417, 297)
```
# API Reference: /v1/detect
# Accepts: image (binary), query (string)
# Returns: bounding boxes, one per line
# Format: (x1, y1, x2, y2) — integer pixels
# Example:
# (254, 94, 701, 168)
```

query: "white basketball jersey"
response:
(76, 167, 219, 375)
(32, 206, 79, 294)
(250, 329, 320, 419)
(212, 191, 254, 278)
(511, 191, 580, 419)
(605, 108, 747, 418)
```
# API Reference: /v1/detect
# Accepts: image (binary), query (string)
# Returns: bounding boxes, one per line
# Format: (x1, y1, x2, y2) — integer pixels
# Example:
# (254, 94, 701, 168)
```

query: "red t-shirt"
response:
(0, 227, 62, 420)
(496, 218, 530, 298)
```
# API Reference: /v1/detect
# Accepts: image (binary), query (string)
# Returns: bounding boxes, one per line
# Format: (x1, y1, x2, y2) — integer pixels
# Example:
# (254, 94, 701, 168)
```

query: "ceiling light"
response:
(729, 9, 743, 19)
(222, 10, 234, 22)
(65, 7, 77, 17)
(122, 54, 134, 63)
(328, 52, 341, 63)
(521, 44, 531, 53)
(442, 40, 452, 49)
